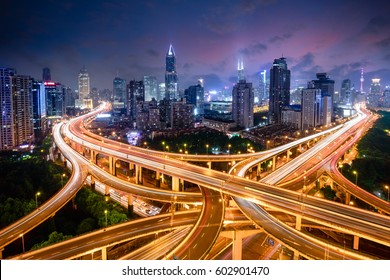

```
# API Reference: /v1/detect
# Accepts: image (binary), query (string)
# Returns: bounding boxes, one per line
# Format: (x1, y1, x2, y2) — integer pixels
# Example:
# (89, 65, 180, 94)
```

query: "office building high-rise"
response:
(32, 80, 47, 142)
(127, 80, 144, 121)
(269, 57, 290, 124)
(113, 77, 126, 110)
(78, 66, 90, 102)
(232, 79, 254, 129)
(0, 68, 34, 150)
(144, 76, 158, 101)
(184, 79, 205, 117)
(370, 78, 381, 94)
(340, 79, 352, 105)
(312, 73, 334, 120)
(45, 81, 65, 117)
(165, 44, 178, 101)
(301, 86, 322, 130)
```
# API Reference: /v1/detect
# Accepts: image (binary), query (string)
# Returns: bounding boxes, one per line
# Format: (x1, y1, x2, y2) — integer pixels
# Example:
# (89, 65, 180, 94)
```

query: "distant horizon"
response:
(2, 0, 390, 92)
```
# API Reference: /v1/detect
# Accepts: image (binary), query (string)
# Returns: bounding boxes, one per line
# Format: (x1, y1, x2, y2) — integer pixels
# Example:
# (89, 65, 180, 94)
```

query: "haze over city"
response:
(2, 0, 390, 91)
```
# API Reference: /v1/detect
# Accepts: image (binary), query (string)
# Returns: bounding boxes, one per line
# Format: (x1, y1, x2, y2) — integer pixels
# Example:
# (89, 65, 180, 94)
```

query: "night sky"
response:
(1, 0, 390, 92)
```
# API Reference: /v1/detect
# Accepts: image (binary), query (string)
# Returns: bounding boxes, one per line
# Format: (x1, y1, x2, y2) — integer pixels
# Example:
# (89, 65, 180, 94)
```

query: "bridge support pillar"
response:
(353, 236, 360, 250)
(293, 250, 300, 260)
(286, 149, 290, 162)
(128, 195, 134, 215)
(172, 176, 180, 192)
(207, 161, 211, 169)
(272, 156, 276, 171)
(101, 247, 107, 260)
(295, 215, 302, 231)
(0, 248, 3, 259)
(257, 163, 262, 178)
(105, 185, 110, 197)
(135, 165, 142, 184)
(108, 156, 116, 175)
(90, 150, 96, 164)
(232, 231, 243, 260)
(345, 193, 351, 205)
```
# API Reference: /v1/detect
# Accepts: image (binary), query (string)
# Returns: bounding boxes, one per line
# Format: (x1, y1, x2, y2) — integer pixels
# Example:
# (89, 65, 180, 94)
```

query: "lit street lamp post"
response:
(353, 171, 358, 185)
(104, 210, 108, 228)
(206, 144, 209, 155)
(61, 173, 66, 188)
(35, 192, 41, 208)
(385, 185, 389, 201)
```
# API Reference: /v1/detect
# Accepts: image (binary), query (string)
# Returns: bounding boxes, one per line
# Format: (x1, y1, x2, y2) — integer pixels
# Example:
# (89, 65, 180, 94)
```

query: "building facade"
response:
(269, 57, 290, 124)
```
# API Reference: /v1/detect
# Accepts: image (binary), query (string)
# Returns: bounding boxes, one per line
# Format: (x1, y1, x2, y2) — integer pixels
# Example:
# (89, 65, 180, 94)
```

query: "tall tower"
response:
(165, 44, 178, 100)
(269, 57, 290, 124)
(0, 68, 34, 150)
(78, 66, 90, 101)
(360, 68, 364, 93)
(237, 57, 244, 82)
(232, 79, 254, 129)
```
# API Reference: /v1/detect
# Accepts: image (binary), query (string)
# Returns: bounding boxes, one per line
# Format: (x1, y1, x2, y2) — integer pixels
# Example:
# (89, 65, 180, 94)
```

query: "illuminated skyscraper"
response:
(78, 66, 90, 101)
(32, 80, 47, 142)
(340, 79, 352, 105)
(370, 78, 381, 94)
(165, 44, 178, 101)
(113, 76, 126, 110)
(232, 79, 254, 129)
(184, 79, 205, 118)
(144, 76, 158, 101)
(360, 68, 365, 93)
(269, 57, 290, 124)
(0, 68, 34, 150)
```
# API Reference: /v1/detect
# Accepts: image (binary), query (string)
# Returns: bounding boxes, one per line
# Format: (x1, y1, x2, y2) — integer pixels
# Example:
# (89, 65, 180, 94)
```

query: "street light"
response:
(206, 144, 209, 155)
(61, 173, 66, 188)
(228, 144, 231, 154)
(104, 210, 108, 228)
(353, 170, 358, 185)
(385, 185, 389, 201)
(35, 192, 41, 208)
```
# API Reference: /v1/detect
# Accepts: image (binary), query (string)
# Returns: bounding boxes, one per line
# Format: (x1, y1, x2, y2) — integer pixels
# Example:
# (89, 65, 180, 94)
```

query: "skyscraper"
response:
(113, 76, 126, 110)
(232, 79, 254, 129)
(78, 66, 90, 101)
(340, 79, 352, 105)
(45, 81, 65, 117)
(269, 57, 290, 124)
(144, 76, 158, 101)
(184, 79, 205, 117)
(165, 44, 178, 101)
(312, 73, 334, 120)
(0, 68, 34, 150)
(370, 78, 381, 94)
(127, 80, 144, 121)
(32, 80, 47, 142)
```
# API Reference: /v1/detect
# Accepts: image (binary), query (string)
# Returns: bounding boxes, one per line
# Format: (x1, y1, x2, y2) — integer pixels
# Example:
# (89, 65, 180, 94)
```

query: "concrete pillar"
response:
(207, 161, 211, 169)
(105, 185, 110, 196)
(286, 149, 290, 161)
(108, 156, 116, 175)
(172, 176, 180, 192)
(128, 195, 134, 215)
(0, 248, 3, 259)
(345, 193, 351, 205)
(90, 150, 96, 163)
(353, 236, 360, 250)
(135, 165, 142, 184)
(180, 178, 185, 191)
(295, 215, 302, 231)
(232, 231, 243, 260)
(101, 247, 107, 260)
(272, 156, 276, 171)
(293, 250, 300, 260)
(257, 163, 262, 176)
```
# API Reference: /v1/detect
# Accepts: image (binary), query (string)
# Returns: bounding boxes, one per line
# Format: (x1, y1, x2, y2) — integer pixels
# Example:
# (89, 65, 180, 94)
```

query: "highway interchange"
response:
(1, 102, 389, 260)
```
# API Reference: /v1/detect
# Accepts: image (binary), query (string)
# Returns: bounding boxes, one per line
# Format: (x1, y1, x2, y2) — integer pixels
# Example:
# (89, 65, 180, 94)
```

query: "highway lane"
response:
(10, 210, 199, 260)
(120, 227, 191, 260)
(0, 124, 90, 250)
(63, 109, 390, 249)
(163, 187, 225, 260)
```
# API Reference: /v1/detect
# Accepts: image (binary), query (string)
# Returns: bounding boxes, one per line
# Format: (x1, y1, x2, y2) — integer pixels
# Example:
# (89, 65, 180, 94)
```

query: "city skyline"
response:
(1, 0, 390, 92)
